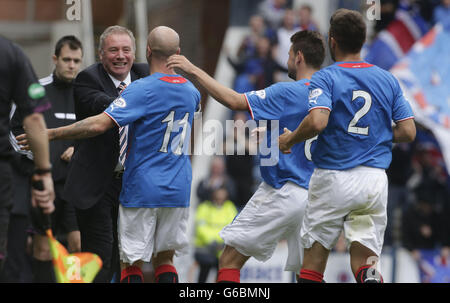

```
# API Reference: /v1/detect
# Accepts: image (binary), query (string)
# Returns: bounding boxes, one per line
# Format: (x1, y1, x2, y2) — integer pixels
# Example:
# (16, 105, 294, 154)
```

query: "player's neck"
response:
(335, 52, 362, 63)
(297, 66, 317, 81)
(150, 61, 177, 75)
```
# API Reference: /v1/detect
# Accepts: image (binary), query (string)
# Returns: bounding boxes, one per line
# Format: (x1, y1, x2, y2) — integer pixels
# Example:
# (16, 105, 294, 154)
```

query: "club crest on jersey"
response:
(308, 88, 322, 104)
(248, 89, 266, 99)
(113, 97, 126, 108)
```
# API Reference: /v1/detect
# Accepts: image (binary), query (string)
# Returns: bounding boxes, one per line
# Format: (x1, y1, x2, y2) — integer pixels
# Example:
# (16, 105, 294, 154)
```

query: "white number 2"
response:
(159, 111, 190, 155)
(347, 90, 371, 136)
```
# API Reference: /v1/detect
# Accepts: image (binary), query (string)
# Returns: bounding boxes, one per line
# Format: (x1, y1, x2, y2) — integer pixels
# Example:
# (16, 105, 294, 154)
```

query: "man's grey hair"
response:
(98, 25, 136, 54)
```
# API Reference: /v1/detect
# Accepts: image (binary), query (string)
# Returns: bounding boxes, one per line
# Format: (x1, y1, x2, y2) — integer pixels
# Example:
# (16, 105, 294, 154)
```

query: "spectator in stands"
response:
(440, 197, 450, 259)
(229, 36, 286, 93)
(194, 187, 237, 283)
(273, 9, 299, 81)
(385, 142, 415, 246)
(401, 183, 442, 260)
(409, 142, 448, 206)
(258, 0, 289, 30)
(296, 5, 319, 31)
(374, 0, 399, 33)
(224, 111, 256, 210)
(196, 156, 236, 203)
(235, 15, 276, 64)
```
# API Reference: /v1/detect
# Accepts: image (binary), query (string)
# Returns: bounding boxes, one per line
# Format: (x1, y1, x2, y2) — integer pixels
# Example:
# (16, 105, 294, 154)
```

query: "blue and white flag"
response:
(391, 24, 450, 173)
(363, 4, 429, 70)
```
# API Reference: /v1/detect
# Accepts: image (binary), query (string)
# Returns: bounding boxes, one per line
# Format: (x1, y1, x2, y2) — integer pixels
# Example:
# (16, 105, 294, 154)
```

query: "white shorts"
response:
(220, 181, 308, 272)
(118, 205, 189, 265)
(301, 166, 388, 256)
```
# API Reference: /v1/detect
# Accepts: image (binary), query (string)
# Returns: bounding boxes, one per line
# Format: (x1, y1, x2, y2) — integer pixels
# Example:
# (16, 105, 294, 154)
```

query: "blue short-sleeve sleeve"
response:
(244, 85, 283, 121)
(392, 80, 414, 122)
(104, 82, 147, 127)
(308, 71, 333, 112)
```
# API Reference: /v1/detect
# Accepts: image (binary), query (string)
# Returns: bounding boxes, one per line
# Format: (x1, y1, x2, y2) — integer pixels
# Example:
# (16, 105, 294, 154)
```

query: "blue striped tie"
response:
(117, 82, 128, 166)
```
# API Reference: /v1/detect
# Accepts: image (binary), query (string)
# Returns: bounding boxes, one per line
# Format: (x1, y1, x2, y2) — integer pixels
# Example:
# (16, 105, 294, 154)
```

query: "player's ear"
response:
(330, 37, 337, 49)
(176, 47, 180, 55)
(146, 45, 152, 59)
(296, 50, 304, 66)
(52, 54, 58, 65)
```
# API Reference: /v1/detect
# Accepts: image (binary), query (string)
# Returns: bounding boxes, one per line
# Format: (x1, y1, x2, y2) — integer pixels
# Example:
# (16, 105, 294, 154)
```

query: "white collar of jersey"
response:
(108, 72, 131, 89)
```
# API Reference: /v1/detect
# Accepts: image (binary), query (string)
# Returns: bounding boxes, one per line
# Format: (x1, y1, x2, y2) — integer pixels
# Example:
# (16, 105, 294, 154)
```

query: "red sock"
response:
(155, 264, 178, 283)
(120, 266, 143, 283)
(299, 269, 323, 283)
(216, 268, 240, 283)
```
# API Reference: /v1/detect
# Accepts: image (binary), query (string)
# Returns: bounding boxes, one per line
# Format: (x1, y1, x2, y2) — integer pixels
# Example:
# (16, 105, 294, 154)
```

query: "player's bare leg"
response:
(120, 259, 144, 283)
(298, 241, 329, 283)
(216, 245, 250, 283)
(152, 250, 179, 283)
(350, 241, 383, 283)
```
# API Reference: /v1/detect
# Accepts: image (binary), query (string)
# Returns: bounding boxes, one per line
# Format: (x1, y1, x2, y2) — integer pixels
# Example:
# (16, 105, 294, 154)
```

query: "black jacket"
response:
(39, 73, 76, 182)
(63, 62, 149, 209)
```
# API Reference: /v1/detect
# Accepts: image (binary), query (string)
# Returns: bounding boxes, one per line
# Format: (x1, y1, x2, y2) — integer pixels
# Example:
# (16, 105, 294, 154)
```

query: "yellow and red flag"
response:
(46, 230, 102, 283)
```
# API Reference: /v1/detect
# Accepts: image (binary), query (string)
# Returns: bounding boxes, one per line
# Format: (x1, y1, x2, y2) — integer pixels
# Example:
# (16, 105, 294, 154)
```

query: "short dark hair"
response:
(290, 30, 325, 69)
(54, 35, 83, 57)
(329, 9, 366, 54)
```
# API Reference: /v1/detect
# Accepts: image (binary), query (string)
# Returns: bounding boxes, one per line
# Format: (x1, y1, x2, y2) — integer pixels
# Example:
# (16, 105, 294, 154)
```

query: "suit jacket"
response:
(63, 62, 149, 209)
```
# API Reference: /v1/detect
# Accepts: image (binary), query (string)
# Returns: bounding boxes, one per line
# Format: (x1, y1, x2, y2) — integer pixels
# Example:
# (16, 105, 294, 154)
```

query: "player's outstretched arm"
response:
(17, 112, 115, 148)
(167, 55, 248, 111)
(393, 118, 416, 143)
(279, 108, 329, 153)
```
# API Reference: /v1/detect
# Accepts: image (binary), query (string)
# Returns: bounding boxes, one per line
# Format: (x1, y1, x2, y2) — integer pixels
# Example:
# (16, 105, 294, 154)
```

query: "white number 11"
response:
(159, 111, 190, 155)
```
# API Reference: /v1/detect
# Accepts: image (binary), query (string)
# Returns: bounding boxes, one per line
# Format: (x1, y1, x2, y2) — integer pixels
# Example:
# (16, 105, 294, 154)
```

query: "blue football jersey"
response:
(105, 73, 201, 208)
(308, 61, 414, 170)
(244, 79, 316, 189)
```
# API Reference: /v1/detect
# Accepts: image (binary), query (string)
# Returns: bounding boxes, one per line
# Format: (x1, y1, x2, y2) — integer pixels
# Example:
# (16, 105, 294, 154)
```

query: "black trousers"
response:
(0, 160, 13, 263)
(75, 175, 121, 283)
(0, 214, 32, 282)
(194, 250, 219, 283)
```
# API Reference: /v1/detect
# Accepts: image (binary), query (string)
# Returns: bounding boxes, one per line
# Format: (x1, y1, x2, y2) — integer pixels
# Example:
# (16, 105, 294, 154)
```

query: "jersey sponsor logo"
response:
(248, 89, 266, 99)
(308, 88, 322, 103)
(28, 83, 45, 100)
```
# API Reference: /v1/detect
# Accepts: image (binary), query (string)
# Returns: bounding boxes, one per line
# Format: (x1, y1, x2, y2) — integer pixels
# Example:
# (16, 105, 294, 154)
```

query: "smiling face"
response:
(99, 33, 135, 81)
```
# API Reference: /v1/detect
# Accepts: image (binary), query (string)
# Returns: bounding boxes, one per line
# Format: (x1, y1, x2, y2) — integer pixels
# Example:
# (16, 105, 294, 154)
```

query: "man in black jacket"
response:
(5, 35, 84, 283)
(36, 35, 84, 282)
(0, 36, 55, 278)
(63, 25, 148, 283)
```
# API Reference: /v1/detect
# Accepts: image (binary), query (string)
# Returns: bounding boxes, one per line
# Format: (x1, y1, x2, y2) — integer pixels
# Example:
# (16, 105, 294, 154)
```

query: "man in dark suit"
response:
(63, 25, 148, 283)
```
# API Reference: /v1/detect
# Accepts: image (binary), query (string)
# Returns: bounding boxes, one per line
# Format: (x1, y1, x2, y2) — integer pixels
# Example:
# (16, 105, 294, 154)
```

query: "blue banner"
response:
(391, 24, 450, 173)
